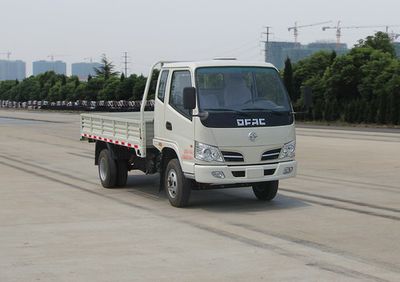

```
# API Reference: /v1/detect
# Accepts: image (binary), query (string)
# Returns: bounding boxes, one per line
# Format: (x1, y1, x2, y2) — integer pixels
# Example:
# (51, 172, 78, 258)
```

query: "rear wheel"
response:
(116, 160, 128, 187)
(252, 181, 279, 201)
(98, 149, 117, 188)
(164, 159, 192, 207)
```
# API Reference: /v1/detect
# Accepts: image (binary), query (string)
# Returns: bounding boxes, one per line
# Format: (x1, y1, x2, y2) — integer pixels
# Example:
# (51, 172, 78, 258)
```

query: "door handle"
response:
(166, 121, 172, 131)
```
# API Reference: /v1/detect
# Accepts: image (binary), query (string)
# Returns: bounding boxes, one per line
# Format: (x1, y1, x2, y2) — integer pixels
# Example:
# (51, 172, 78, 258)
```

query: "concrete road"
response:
(0, 110, 399, 282)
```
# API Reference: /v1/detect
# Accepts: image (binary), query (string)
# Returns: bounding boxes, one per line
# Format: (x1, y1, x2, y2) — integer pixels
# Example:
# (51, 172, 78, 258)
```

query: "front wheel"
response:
(164, 159, 192, 207)
(252, 181, 279, 201)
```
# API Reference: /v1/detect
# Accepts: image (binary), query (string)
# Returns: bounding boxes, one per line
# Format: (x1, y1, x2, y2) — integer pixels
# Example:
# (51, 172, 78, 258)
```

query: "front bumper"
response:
(193, 160, 297, 184)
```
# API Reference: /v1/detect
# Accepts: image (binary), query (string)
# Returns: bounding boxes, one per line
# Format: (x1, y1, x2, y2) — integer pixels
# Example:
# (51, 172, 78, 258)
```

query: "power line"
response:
(218, 38, 259, 57)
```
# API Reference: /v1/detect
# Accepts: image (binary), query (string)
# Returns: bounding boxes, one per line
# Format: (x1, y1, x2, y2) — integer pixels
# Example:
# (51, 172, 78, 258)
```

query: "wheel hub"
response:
(167, 169, 178, 199)
(99, 157, 107, 181)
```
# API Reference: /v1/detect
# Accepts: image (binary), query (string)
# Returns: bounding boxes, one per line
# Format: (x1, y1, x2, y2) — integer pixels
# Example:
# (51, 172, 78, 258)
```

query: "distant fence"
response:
(0, 100, 155, 112)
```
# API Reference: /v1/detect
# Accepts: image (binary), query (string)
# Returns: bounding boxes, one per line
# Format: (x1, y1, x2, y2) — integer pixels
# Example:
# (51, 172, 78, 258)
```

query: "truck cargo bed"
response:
(80, 112, 154, 152)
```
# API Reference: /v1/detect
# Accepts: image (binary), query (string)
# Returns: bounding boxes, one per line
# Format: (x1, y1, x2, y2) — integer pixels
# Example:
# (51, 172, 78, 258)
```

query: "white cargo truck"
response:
(80, 60, 297, 207)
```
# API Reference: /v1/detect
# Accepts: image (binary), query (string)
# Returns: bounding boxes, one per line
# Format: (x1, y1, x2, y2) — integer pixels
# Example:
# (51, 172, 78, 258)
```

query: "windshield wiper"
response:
(242, 108, 290, 115)
(204, 108, 251, 117)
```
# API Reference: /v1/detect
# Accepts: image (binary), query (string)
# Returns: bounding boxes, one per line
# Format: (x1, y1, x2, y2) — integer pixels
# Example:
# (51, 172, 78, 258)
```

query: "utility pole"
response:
(122, 52, 130, 77)
(262, 26, 272, 62)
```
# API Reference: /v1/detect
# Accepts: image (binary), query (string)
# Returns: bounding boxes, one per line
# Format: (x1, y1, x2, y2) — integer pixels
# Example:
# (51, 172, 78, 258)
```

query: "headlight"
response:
(195, 142, 224, 162)
(279, 141, 296, 159)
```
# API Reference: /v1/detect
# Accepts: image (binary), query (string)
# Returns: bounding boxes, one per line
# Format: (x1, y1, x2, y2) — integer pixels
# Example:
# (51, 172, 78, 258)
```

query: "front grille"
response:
(261, 148, 281, 161)
(221, 151, 244, 162)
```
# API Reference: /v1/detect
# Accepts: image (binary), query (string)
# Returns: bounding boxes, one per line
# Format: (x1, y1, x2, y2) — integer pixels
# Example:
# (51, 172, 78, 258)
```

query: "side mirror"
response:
(183, 87, 196, 110)
(302, 86, 313, 111)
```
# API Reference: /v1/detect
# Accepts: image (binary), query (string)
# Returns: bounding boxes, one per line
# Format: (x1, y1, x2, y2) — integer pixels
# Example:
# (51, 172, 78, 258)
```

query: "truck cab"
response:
(81, 60, 297, 207)
(153, 60, 296, 205)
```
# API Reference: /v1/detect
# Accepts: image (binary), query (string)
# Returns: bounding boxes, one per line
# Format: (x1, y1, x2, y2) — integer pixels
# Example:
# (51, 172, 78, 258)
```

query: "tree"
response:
(356, 32, 396, 57)
(0, 80, 19, 100)
(324, 97, 339, 121)
(377, 92, 388, 124)
(98, 78, 119, 100)
(74, 84, 88, 101)
(116, 75, 135, 100)
(388, 76, 400, 125)
(86, 77, 104, 100)
(283, 58, 295, 102)
(20, 77, 41, 101)
(48, 82, 62, 102)
(60, 82, 75, 101)
(323, 50, 366, 104)
(94, 54, 119, 80)
(293, 51, 334, 102)
(330, 51, 337, 63)
(60, 75, 67, 86)
(358, 50, 393, 101)
(132, 75, 146, 101)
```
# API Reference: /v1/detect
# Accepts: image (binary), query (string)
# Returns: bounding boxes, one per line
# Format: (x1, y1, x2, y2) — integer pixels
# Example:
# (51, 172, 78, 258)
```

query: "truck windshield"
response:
(195, 67, 291, 113)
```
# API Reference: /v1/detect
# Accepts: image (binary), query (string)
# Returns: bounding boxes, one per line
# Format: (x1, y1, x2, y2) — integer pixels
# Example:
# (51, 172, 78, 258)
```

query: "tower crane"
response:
(84, 57, 93, 63)
(0, 51, 12, 60)
(322, 22, 400, 46)
(288, 21, 332, 43)
(47, 54, 67, 61)
(388, 31, 400, 42)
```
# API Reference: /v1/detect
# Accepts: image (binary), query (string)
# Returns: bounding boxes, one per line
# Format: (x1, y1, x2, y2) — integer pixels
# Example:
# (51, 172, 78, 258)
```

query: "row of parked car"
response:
(0, 100, 155, 111)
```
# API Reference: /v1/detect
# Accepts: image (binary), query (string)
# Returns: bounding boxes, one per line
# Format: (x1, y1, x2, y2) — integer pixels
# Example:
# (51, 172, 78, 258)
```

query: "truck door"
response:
(164, 69, 195, 173)
(154, 69, 170, 138)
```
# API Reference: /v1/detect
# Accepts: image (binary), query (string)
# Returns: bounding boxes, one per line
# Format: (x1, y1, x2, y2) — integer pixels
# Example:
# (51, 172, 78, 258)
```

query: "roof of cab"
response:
(162, 60, 277, 70)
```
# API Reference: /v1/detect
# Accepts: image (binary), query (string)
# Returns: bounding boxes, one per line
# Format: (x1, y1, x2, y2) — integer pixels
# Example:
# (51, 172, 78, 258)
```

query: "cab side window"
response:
(157, 70, 169, 102)
(169, 70, 192, 118)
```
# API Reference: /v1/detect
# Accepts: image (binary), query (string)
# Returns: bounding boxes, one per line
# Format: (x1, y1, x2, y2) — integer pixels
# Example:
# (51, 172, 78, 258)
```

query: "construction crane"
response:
(375, 30, 400, 42)
(288, 21, 332, 43)
(0, 51, 12, 60)
(388, 31, 400, 42)
(322, 22, 400, 46)
(47, 54, 67, 61)
(84, 57, 93, 63)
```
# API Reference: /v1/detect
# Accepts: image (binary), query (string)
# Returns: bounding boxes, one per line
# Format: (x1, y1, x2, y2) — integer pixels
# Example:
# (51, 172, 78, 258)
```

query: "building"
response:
(32, 60, 66, 75)
(71, 62, 101, 80)
(394, 42, 400, 58)
(282, 48, 314, 66)
(265, 41, 348, 69)
(265, 42, 300, 70)
(0, 60, 26, 81)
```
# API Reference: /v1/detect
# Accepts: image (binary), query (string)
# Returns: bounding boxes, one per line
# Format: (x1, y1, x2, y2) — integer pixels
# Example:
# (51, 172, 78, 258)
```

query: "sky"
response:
(1, 0, 399, 76)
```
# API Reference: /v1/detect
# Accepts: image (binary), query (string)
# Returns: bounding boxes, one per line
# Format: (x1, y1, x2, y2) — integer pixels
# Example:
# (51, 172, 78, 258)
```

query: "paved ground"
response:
(0, 110, 399, 282)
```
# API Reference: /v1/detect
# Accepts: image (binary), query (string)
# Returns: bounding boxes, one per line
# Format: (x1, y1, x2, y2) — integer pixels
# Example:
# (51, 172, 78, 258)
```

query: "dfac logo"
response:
(237, 118, 266, 127)
(248, 132, 258, 142)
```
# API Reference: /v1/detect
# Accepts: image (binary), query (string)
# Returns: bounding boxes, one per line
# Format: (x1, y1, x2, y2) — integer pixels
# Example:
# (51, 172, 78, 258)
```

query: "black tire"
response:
(116, 160, 128, 187)
(164, 159, 192, 207)
(98, 149, 117, 188)
(252, 181, 279, 201)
